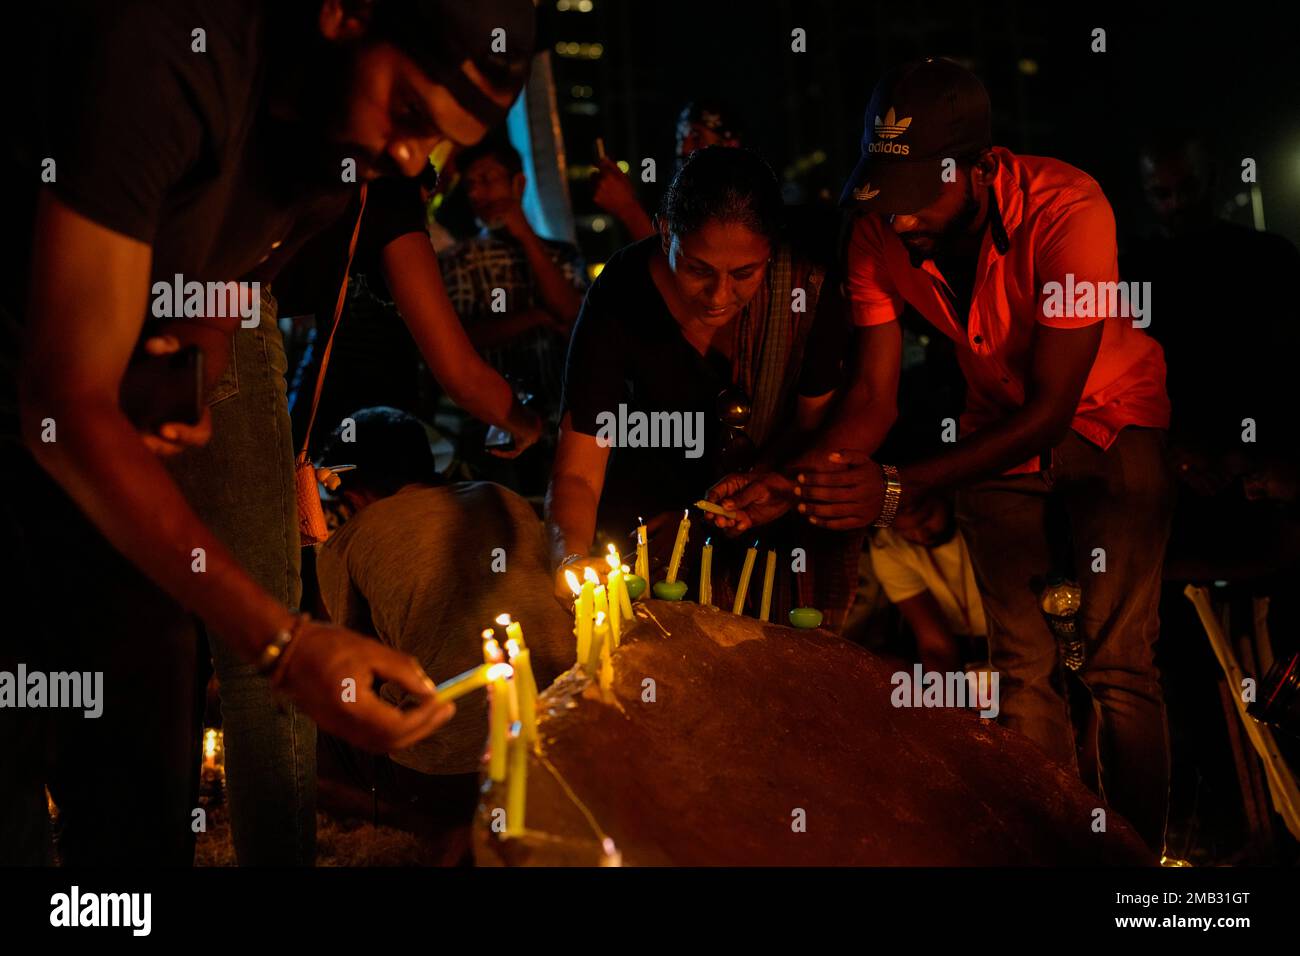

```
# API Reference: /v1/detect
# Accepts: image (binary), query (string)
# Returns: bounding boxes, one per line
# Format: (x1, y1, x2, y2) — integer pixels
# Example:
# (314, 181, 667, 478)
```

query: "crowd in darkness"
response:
(2, 0, 1296, 870)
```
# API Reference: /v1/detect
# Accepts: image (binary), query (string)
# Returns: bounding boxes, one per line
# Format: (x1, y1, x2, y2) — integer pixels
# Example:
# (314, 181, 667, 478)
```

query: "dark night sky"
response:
(544, 0, 1300, 248)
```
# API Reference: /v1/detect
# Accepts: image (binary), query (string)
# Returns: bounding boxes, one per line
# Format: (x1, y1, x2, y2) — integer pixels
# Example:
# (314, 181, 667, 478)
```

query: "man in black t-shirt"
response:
(0, 0, 536, 865)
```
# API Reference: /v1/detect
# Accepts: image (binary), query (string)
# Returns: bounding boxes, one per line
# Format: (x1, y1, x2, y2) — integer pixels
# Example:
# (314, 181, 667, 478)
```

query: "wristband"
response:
(873, 464, 903, 528)
(256, 613, 309, 679)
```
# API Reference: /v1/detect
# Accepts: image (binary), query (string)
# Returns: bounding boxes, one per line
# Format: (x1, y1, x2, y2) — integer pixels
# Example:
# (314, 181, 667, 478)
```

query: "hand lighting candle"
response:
(759, 549, 777, 622)
(733, 541, 759, 616)
(433, 663, 494, 704)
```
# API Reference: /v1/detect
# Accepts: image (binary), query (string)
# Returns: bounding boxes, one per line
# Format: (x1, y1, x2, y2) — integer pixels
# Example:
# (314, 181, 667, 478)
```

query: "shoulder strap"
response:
(298, 184, 368, 460)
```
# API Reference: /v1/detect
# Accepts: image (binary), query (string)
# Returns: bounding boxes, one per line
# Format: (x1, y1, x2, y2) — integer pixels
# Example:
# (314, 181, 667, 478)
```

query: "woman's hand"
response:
(705, 470, 795, 535)
(794, 449, 886, 530)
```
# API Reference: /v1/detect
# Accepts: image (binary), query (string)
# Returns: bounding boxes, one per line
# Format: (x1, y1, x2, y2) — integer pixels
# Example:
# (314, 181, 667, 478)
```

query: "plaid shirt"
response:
(438, 228, 587, 419)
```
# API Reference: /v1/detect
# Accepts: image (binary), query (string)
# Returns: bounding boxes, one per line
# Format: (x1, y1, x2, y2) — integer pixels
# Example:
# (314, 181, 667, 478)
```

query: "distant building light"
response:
(1017, 58, 1039, 76)
(811, 149, 827, 164)
(555, 41, 603, 59)
(591, 217, 608, 233)
(564, 102, 600, 116)
(578, 0, 594, 11)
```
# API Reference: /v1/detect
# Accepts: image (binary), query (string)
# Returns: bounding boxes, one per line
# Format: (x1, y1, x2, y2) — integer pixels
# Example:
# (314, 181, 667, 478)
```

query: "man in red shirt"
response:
(792, 58, 1173, 853)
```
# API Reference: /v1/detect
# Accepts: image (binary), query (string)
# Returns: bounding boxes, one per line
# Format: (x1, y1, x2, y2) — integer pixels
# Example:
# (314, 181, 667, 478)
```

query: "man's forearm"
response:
(899, 404, 1067, 505)
(23, 399, 291, 657)
(544, 476, 599, 569)
(516, 230, 583, 323)
(466, 308, 551, 349)
(808, 384, 896, 459)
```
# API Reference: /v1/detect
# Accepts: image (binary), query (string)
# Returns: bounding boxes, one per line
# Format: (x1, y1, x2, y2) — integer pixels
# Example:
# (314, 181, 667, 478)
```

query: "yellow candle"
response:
(606, 545, 633, 624)
(433, 663, 493, 704)
(598, 621, 614, 695)
(699, 538, 713, 607)
(759, 549, 777, 621)
(666, 509, 690, 584)
(619, 564, 636, 618)
(488, 668, 511, 783)
(591, 610, 609, 676)
(635, 518, 650, 581)
(567, 569, 593, 667)
(506, 723, 527, 834)
(495, 612, 525, 649)
(505, 638, 538, 745)
(733, 541, 758, 615)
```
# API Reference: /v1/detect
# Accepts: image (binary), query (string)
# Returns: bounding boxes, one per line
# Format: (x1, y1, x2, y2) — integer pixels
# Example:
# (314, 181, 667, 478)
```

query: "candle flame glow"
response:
(595, 611, 607, 627)
(486, 662, 514, 681)
(621, 564, 630, 574)
(484, 639, 504, 663)
(583, 566, 600, 584)
(505, 638, 521, 659)
(565, 568, 581, 595)
(481, 628, 494, 640)
(495, 613, 512, 626)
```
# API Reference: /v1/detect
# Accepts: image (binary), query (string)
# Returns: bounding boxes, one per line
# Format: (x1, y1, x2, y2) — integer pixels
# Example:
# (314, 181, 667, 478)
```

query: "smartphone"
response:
(120, 345, 204, 432)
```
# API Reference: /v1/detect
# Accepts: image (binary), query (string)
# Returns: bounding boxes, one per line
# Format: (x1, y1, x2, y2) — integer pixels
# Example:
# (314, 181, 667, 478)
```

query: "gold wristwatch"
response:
(873, 464, 902, 528)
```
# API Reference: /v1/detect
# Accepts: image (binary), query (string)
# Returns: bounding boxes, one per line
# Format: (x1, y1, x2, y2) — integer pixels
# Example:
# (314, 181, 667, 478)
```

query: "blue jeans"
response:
(168, 293, 316, 865)
(955, 428, 1173, 854)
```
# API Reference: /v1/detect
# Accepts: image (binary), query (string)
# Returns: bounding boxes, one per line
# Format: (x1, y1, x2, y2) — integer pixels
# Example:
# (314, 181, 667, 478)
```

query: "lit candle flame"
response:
(483, 638, 504, 663)
(583, 566, 600, 584)
(486, 662, 514, 681)
(495, 613, 512, 626)
(595, 610, 607, 628)
(565, 568, 581, 595)
(606, 543, 620, 570)
(621, 564, 630, 574)
(481, 628, 494, 641)
(505, 638, 521, 659)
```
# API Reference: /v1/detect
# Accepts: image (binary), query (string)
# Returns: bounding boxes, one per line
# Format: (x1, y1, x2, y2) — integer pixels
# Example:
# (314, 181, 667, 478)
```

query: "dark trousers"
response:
(0, 447, 205, 865)
(955, 428, 1173, 853)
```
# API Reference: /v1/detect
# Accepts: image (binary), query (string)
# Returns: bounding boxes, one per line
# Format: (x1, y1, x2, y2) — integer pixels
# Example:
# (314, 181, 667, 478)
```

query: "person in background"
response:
(869, 496, 987, 673)
(592, 98, 744, 242)
(439, 136, 588, 438)
(314, 407, 573, 840)
(1122, 129, 1300, 578)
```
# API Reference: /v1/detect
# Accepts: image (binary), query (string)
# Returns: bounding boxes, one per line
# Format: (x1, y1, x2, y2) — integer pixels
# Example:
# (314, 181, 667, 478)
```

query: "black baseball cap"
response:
(840, 57, 992, 215)
(374, 0, 537, 129)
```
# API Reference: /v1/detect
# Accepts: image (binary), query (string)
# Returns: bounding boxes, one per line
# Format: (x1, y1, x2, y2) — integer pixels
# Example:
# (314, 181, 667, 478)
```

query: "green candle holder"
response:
(652, 579, 688, 601)
(624, 574, 647, 600)
(789, 607, 823, 629)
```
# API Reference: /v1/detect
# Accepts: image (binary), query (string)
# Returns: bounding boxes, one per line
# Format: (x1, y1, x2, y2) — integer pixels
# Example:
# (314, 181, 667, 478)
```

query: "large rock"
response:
(475, 600, 1153, 866)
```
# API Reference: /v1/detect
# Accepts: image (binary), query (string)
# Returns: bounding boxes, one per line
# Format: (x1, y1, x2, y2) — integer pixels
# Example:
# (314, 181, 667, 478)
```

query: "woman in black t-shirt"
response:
(546, 147, 853, 624)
